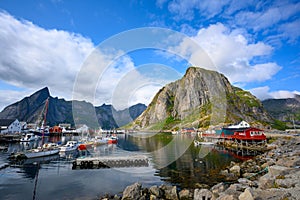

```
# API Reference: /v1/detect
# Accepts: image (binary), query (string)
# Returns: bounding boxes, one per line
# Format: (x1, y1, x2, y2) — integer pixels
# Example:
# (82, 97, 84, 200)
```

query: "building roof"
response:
(0, 119, 16, 126)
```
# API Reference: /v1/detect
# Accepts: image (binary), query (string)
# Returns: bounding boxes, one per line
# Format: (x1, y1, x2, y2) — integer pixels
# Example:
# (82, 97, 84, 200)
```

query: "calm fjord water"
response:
(0, 133, 241, 200)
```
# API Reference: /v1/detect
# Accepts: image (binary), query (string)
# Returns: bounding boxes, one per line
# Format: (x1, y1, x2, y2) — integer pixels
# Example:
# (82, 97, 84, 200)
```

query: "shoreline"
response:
(99, 136, 300, 200)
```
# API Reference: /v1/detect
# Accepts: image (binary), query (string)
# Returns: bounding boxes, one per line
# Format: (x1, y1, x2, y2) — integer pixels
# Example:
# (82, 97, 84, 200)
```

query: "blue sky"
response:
(0, 0, 299, 110)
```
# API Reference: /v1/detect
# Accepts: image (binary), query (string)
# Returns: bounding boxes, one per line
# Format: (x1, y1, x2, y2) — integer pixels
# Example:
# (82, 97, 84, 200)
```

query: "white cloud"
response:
(279, 19, 300, 43)
(0, 89, 35, 111)
(0, 13, 183, 110)
(249, 86, 300, 100)
(161, 0, 300, 44)
(0, 11, 151, 110)
(234, 1, 300, 32)
(167, 0, 230, 21)
(0, 11, 94, 102)
(171, 23, 281, 84)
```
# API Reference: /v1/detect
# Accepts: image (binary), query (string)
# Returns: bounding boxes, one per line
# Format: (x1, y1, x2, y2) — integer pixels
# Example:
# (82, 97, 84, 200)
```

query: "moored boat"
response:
(107, 136, 118, 144)
(20, 133, 39, 142)
(59, 140, 79, 152)
(24, 147, 59, 158)
(194, 140, 214, 146)
(92, 136, 108, 145)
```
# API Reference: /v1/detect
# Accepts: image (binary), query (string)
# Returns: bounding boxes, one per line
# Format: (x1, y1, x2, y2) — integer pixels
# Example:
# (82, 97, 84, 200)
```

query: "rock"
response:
(238, 188, 254, 200)
(160, 185, 178, 200)
(211, 182, 227, 194)
(261, 160, 275, 169)
(149, 185, 162, 198)
(121, 182, 142, 200)
(237, 178, 257, 187)
(228, 184, 246, 192)
(220, 169, 229, 176)
(268, 165, 291, 177)
(216, 194, 235, 200)
(254, 188, 291, 200)
(275, 178, 296, 188)
(112, 195, 121, 200)
(229, 165, 241, 177)
(150, 194, 157, 200)
(276, 156, 300, 167)
(179, 189, 192, 200)
(258, 174, 275, 189)
(194, 189, 215, 200)
(241, 173, 256, 180)
(194, 183, 210, 189)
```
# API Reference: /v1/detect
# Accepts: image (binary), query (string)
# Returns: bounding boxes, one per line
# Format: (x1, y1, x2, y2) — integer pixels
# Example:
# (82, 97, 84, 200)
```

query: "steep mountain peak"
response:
(32, 87, 50, 98)
(131, 67, 272, 130)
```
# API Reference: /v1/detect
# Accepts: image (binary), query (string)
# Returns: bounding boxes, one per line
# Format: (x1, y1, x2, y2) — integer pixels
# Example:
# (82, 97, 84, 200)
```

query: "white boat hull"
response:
(25, 148, 59, 158)
(59, 146, 77, 152)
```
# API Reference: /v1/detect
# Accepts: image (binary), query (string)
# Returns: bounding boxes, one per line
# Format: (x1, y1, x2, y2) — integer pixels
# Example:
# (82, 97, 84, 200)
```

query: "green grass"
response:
(271, 119, 288, 130)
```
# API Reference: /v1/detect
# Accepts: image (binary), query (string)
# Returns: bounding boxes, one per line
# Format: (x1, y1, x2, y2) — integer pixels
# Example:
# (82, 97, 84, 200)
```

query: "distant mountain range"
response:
(0, 87, 146, 129)
(1, 68, 299, 131)
(262, 95, 300, 128)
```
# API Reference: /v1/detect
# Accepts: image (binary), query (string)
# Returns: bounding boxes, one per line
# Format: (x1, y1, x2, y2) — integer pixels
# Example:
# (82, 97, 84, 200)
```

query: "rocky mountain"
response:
(262, 95, 300, 127)
(0, 87, 146, 129)
(130, 67, 273, 130)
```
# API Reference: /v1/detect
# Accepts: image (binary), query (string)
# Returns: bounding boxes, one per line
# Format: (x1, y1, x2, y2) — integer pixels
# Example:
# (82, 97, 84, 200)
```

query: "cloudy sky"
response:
(0, 0, 299, 110)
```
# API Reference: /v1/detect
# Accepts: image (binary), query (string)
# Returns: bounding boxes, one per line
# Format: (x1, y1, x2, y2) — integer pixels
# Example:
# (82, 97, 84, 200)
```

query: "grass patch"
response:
(271, 119, 288, 130)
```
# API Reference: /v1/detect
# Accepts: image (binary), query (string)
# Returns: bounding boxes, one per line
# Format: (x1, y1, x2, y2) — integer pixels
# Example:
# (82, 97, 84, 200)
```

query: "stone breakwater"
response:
(100, 137, 300, 200)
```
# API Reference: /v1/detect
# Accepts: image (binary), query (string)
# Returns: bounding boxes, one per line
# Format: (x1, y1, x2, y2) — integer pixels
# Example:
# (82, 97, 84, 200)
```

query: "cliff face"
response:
(0, 87, 51, 123)
(132, 67, 272, 130)
(262, 95, 300, 126)
(0, 87, 146, 129)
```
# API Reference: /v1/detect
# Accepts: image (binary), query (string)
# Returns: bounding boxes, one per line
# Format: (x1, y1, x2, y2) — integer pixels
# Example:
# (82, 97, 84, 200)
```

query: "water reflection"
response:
(0, 133, 258, 199)
(125, 133, 242, 188)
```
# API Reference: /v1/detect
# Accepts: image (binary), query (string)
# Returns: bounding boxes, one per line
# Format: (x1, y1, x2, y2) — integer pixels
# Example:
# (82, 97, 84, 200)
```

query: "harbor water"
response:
(0, 132, 244, 200)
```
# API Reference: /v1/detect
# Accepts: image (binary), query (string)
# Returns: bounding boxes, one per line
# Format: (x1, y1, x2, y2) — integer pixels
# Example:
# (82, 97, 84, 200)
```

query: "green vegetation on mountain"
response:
(130, 67, 273, 130)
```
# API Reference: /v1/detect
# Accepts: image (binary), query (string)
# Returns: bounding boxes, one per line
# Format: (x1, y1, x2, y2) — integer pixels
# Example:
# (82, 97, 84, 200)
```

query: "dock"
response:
(72, 155, 149, 169)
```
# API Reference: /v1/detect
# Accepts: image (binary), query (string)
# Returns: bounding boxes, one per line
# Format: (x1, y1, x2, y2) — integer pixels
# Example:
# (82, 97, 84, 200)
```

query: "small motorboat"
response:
(107, 136, 118, 144)
(194, 140, 214, 146)
(59, 141, 79, 152)
(20, 133, 39, 142)
(92, 136, 108, 145)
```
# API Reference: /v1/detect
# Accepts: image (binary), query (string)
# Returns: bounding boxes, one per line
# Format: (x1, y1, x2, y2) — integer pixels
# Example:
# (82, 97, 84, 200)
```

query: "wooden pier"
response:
(72, 155, 149, 169)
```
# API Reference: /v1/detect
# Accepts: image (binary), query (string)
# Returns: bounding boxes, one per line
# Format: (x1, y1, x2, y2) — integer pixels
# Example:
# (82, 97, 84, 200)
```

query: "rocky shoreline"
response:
(100, 136, 300, 200)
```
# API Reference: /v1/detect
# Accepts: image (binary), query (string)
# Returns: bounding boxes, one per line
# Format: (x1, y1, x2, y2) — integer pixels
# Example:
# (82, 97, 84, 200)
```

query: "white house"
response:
(0, 119, 21, 134)
(76, 124, 89, 134)
(228, 120, 250, 129)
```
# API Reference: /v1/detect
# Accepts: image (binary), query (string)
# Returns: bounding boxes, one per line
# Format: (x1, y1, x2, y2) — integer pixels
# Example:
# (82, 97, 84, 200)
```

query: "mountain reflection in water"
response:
(0, 133, 253, 199)
(125, 132, 242, 188)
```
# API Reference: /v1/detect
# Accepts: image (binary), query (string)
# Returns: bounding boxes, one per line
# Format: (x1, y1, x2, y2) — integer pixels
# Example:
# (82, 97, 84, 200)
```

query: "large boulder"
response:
(149, 185, 163, 198)
(194, 189, 215, 200)
(160, 185, 178, 200)
(229, 165, 241, 177)
(238, 188, 254, 200)
(121, 182, 142, 200)
(178, 189, 193, 200)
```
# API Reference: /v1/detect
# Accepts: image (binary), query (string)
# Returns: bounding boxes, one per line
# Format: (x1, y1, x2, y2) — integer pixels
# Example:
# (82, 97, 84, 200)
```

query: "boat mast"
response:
(41, 98, 49, 145)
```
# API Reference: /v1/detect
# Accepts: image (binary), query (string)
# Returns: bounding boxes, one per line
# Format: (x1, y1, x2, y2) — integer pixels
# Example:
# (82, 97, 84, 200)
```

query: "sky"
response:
(0, 0, 299, 111)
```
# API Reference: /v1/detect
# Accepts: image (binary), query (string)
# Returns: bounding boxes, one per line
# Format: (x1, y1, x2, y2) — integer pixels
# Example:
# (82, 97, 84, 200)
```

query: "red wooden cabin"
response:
(233, 127, 266, 141)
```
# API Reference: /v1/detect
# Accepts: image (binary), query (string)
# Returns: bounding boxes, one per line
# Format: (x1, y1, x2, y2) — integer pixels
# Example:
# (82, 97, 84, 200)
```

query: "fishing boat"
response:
(20, 133, 40, 142)
(107, 136, 118, 144)
(92, 136, 108, 145)
(59, 140, 79, 152)
(10, 98, 59, 159)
